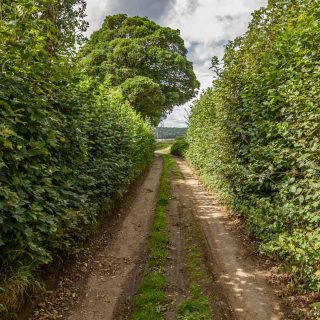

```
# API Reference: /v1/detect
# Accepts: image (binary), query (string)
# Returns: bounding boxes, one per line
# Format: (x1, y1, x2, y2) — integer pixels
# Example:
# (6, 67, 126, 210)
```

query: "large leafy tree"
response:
(77, 14, 199, 124)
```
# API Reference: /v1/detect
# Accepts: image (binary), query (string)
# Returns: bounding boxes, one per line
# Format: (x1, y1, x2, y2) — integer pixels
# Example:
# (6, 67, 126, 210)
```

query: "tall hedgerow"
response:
(0, 1, 154, 315)
(187, 0, 320, 292)
(77, 87, 154, 214)
(0, 0, 88, 274)
(76, 14, 199, 125)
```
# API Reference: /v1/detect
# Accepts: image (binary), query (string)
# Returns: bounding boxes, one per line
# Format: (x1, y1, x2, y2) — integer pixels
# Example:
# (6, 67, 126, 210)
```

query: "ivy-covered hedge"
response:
(0, 1, 154, 313)
(187, 0, 320, 292)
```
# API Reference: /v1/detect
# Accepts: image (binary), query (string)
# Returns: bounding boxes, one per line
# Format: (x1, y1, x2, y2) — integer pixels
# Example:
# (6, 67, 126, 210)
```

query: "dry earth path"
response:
(26, 153, 290, 320)
(66, 156, 162, 320)
(175, 157, 288, 320)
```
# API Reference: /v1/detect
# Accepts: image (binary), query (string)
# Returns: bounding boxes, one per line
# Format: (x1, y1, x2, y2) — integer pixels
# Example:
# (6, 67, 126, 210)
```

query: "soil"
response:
(175, 157, 291, 320)
(25, 154, 295, 320)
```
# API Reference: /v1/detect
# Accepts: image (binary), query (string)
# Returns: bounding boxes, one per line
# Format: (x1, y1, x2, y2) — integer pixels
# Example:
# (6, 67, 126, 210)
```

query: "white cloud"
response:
(84, 0, 267, 127)
(159, 0, 267, 127)
(85, 1, 108, 36)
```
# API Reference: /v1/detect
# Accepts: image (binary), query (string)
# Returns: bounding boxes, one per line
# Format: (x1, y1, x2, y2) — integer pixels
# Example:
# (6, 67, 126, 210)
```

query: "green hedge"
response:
(0, 1, 154, 312)
(187, 0, 320, 292)
(170, 137, 188, 157)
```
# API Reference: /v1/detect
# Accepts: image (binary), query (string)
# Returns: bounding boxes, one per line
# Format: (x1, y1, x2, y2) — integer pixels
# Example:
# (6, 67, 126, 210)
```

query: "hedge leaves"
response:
(0, 2, 154, 310)
(188, 0, 320, 292)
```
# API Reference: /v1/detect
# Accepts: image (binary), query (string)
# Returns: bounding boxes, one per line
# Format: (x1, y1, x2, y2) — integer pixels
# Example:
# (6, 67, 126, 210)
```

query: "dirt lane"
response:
(26, 153, 290, 320)
(164, 180, 188, 320)
(65, 156, 162, 320)
(175, 158, 288, 320)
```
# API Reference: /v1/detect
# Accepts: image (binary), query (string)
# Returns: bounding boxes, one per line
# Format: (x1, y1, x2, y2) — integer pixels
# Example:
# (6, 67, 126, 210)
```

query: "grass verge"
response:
(132, 154, 171, 319)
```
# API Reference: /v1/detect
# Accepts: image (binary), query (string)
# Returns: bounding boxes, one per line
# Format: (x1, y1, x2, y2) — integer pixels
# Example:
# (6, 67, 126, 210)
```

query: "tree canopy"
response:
(77, 14, 199, 125)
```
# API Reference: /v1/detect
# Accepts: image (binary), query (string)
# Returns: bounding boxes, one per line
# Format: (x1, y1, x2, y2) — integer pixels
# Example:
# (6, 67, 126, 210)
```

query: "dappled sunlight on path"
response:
(175, 158, 287, 320)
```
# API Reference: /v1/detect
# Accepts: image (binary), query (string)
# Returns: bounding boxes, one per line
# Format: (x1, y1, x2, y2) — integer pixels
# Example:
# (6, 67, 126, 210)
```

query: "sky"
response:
(85, 0, 268, 127)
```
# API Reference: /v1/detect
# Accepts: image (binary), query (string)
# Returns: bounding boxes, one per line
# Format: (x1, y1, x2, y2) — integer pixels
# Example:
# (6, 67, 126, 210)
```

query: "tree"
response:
(120, 76, 165, 124)
(77, 14, 199, 125)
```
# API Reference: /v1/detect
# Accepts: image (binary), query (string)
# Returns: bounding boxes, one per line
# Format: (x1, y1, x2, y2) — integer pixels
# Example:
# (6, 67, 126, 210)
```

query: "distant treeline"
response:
(156, 127, 187, 139)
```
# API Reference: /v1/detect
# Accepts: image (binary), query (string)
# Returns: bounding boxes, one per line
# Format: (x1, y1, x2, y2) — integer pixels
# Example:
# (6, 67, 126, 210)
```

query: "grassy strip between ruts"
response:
(177, 214, 213, 319)
(132, 155, 213, 319)
(132, 154, 171, 320)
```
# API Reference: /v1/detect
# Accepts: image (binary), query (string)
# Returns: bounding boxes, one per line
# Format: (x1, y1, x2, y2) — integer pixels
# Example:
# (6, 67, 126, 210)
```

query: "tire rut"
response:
(67, 156, 162, 320)
(175, 157, 290, 320)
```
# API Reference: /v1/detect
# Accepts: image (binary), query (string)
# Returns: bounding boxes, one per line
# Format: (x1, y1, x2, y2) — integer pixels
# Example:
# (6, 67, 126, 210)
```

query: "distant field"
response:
(155, 127, 187, 140)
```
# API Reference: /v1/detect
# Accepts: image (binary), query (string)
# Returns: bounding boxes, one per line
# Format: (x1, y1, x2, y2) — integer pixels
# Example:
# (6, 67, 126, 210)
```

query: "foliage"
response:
(76, 14, 199, 125)
(170, 137, 188, 157)
(0, 0, 87, 275)
(155, 141, 172, 151)
(0, 1, 154, 314)
(156, 127, 187, 140)
(120, 76, 165, 125)
(187, 0, 320, 292)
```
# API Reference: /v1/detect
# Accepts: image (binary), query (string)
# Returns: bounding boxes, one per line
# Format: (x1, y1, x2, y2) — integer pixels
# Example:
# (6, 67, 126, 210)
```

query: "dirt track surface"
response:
(65, 156, 162, 320)
(175, 158, 287, 320)
(164, 185, 188, 320)
(168, 174, 234, 320)
(26, 154, 291, 320)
